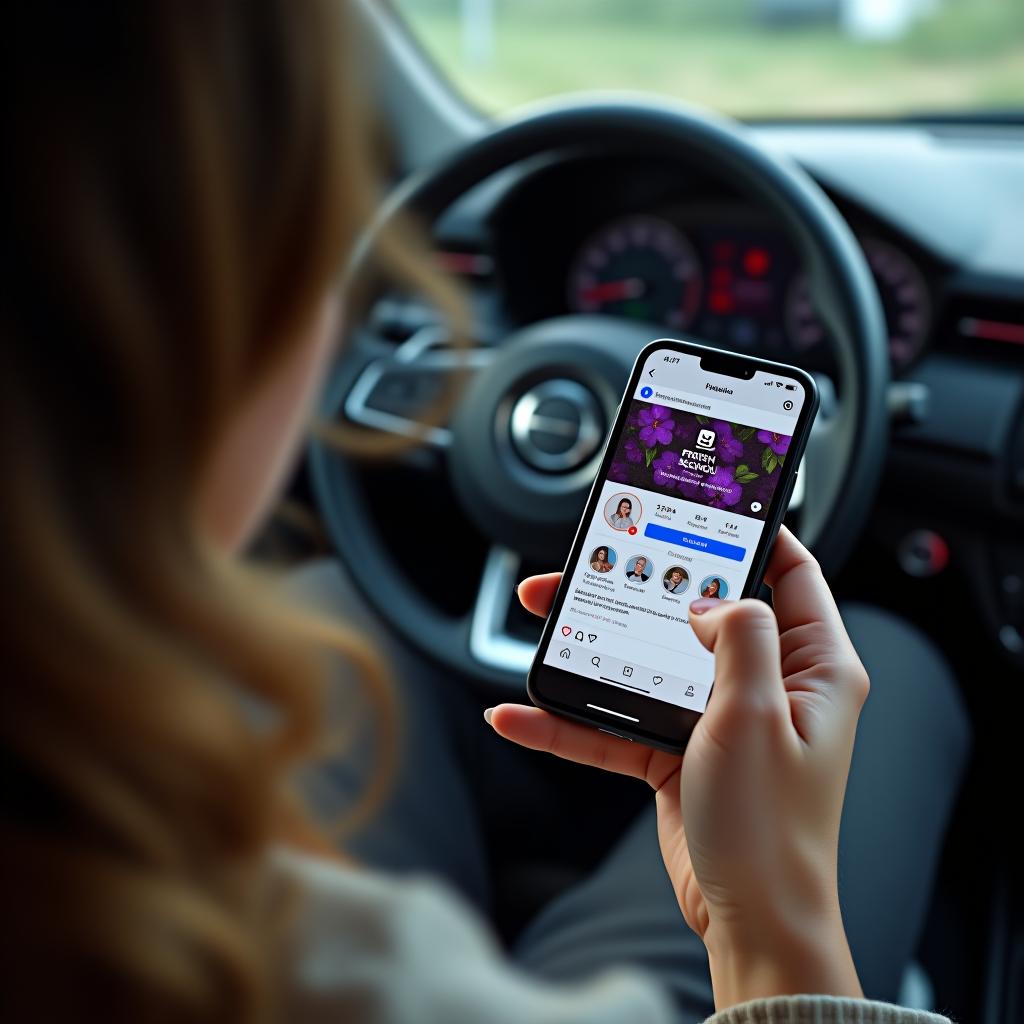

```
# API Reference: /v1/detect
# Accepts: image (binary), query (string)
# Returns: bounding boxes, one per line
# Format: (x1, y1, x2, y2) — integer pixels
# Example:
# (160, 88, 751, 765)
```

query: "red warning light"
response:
(743, 247, 771, 277)
(709, 291, 735, 314)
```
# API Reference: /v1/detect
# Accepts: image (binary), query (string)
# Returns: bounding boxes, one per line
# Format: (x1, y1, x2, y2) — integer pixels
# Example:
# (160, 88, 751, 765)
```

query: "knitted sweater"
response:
(278, 852, 951, 1024)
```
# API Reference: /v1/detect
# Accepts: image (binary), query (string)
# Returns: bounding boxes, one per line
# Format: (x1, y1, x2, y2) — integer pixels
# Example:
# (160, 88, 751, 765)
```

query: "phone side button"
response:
(781, 471, 799, 513)
(598, 728, 633, 741)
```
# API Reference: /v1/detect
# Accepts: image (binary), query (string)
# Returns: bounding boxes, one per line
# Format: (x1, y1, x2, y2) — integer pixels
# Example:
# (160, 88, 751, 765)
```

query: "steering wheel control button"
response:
(897, 529, 949, 578)
(508, 379, 603, 473)
(367, 366, 443, 415)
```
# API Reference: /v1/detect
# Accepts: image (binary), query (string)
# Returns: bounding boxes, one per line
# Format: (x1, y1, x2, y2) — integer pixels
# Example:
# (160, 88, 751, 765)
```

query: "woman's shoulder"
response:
(272, 848, 676, 1024)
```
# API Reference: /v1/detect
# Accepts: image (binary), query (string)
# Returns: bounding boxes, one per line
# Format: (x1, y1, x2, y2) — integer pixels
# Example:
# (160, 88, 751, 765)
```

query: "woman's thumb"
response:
(688, 598, 788, 723)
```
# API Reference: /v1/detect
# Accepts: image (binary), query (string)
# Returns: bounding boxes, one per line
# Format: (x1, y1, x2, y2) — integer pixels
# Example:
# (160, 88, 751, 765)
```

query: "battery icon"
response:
(784, 383, 797, 391)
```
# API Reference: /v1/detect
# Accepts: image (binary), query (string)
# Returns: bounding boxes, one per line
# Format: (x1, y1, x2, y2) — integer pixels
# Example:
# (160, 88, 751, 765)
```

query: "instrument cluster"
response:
(565, 209, 932, 371)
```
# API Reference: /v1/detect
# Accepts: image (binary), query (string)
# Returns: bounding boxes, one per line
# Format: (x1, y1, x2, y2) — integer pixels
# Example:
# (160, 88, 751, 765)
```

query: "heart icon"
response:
(561, 626, 572, 636)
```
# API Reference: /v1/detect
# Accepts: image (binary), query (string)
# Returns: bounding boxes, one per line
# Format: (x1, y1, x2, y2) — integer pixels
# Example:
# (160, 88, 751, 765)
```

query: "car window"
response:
(395, 0, 1024, 119)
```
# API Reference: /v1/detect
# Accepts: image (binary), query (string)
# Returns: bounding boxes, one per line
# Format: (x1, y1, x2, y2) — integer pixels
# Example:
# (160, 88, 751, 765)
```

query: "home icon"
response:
(560, 648, 571, 659)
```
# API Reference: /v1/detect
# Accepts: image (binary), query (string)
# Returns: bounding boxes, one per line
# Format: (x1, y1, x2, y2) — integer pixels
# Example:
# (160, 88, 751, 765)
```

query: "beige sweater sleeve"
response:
(705, 995, 952, 1023)
(276, 851, 952, 1024)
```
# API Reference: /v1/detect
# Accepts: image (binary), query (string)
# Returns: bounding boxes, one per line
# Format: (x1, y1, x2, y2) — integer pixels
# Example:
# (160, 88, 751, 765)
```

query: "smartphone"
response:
(527, 338, 818, 753)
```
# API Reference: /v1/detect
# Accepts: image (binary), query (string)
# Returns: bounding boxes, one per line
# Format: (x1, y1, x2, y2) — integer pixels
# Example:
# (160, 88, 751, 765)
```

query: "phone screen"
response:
(539, 347, 807, 714)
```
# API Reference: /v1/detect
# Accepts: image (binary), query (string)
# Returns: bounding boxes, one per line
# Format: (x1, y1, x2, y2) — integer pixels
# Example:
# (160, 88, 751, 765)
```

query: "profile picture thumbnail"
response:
(589, 546, 617, 574)
(605, 492, 641, 531)
(699, 575, 729, 600)
(662, 566, 690, 595)
(624, 554, 653, 584)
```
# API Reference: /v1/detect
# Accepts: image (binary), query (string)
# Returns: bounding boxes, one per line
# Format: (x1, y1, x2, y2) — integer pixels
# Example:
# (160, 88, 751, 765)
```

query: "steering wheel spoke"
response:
(344, 324, 496, 448)
(469, 546, 538, 674)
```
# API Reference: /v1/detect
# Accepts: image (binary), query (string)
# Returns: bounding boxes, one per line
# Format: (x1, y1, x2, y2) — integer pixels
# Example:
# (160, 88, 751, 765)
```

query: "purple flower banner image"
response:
(608, 400, 792, 523)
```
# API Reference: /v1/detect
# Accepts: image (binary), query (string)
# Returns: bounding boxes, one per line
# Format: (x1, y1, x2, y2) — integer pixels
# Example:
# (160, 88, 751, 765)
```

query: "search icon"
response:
(591, 656, 601, 668)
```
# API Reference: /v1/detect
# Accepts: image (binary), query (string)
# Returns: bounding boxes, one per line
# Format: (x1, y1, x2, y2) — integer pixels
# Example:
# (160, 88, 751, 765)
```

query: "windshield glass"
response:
(395, 0, 1024, 119)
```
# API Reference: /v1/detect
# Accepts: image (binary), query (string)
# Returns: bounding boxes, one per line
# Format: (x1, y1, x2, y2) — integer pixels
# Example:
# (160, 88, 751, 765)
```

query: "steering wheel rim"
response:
(310, 98, 889, 687)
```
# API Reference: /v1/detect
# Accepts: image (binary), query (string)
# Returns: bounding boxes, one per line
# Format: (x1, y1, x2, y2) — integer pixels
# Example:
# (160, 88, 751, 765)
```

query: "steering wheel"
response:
(310, 99, 889, 687)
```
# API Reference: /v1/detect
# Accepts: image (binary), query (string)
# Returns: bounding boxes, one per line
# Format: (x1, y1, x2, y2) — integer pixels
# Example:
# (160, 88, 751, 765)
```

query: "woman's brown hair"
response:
(0, 3, 455, 1019)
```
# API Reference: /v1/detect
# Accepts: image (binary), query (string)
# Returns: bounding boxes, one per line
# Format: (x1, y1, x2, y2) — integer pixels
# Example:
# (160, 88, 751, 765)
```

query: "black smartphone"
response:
(527, 338, 818, 753)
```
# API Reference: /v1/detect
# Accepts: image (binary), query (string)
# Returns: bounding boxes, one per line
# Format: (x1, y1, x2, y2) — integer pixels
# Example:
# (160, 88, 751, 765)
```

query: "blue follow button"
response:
(644, 523, 746, 561)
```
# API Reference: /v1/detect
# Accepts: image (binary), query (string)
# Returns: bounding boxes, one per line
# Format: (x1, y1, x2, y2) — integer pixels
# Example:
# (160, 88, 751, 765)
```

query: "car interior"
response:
(253, 3, 1024, 1021)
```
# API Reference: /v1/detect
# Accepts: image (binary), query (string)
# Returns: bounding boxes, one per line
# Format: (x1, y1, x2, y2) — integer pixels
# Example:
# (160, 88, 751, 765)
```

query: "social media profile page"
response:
(543, 349, 804, 713)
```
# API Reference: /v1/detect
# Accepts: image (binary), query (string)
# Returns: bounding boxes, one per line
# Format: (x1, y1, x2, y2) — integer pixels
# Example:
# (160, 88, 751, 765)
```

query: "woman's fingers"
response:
(517, 573, 561, 618)
(487, 704, 679, 789)
(688, 599, 789, 724)
(764, 527, 848, 643)
(763, 527, 868, 708)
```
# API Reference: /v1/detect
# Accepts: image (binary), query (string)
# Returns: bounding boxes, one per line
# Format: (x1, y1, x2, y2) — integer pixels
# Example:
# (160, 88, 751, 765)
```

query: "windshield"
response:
(395, 0, 1024, 119)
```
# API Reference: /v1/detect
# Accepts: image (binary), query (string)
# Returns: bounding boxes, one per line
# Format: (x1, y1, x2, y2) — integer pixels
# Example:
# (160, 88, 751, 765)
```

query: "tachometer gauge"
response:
(784, 237, 931, 371)
(862, 237, 931, 370)
(568, 215, 702, 329)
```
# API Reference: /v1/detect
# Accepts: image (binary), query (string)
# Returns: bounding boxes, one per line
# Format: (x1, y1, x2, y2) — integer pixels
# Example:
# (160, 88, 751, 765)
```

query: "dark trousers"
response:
(293, 562, 971, 1021)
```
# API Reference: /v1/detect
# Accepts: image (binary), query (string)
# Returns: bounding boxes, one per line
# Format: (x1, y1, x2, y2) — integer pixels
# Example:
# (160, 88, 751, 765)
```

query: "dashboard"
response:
(370, 127, 1024, 681)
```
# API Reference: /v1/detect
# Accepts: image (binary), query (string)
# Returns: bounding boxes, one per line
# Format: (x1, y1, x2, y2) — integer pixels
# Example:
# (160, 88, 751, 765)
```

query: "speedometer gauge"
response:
(568, 215, 702, 329)
(784, 237, 931, 371)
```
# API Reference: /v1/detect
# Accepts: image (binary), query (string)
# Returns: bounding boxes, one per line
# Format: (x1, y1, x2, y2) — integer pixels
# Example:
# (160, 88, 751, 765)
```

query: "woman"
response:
(2, 4, 964, 1023)
(610, 497, 634, 529)
(701, 578, 723, 599)
(590, 547, 614, 573)
(664, 567, 689, 594)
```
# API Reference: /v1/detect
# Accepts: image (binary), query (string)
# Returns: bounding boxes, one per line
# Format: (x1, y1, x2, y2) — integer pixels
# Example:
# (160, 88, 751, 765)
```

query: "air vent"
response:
(434, 248, 495, 278)
(943, 295, 1024, 355)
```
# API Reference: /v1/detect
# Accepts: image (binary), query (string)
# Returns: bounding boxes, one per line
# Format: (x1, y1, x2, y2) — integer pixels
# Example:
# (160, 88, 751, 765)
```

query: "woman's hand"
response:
(486, 527, 868, 1009)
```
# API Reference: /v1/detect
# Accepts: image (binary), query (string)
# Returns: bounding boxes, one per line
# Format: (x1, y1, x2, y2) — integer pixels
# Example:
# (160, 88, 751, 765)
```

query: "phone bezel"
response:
(526, 337, 820, 753)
